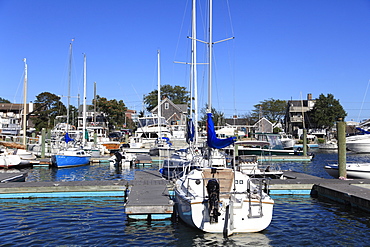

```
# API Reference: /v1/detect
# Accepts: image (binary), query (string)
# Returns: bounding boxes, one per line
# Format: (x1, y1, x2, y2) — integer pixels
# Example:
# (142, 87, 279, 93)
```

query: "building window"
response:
(165, 103, 169, 110)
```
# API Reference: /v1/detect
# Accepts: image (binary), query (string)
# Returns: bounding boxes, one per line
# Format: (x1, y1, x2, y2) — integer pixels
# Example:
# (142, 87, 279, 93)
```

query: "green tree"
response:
(33, 92, 67, 130)
(199, 105, 225, 129)
(251, 98, 287, 123)
(307, 93, 347, 129)
(241, 111, 259, 125)
(94, 95, 127, 130)
(0, 97, 10, 103)
(144, 84, 189, 112)
(68, 105, 78, 127)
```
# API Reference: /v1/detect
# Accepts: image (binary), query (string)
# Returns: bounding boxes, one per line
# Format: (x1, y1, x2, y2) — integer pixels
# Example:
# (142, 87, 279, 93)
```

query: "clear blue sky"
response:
(1, 0, 370, 122)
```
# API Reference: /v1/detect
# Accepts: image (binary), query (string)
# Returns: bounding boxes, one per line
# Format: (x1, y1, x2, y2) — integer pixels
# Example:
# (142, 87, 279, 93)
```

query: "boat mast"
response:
(94, 81, 97, 134)
(67, 41, 73, 132)
(192, 0, 199, 145)
(22, 58, 28, 146)
(207, 0, 213, 113)
(83, 53, 87, 146)
(157, 50, 162, 142)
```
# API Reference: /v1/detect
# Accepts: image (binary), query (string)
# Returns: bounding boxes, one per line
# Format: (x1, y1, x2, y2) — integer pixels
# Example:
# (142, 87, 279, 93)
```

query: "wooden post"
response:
(303, 129, 307, 156)
(31, 132, 36, 144)
(337, 120, 347, 178)
(41, 128, 46, 159)
(94, 132, 97, 145)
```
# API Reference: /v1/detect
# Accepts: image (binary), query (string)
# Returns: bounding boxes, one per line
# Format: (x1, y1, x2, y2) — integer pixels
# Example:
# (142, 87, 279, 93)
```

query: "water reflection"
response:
(26, 163, 135, 182)
(0, 195, 370, 245)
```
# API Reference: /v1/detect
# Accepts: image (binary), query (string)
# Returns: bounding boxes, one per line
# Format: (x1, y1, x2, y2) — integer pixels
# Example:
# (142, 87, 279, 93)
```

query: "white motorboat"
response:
(280, 133, 295, 150)
(236, 155, 284, 179)
(346, 135, 370, 153)
(0, 153, 22, 168)
(325, 162, 370, 179)
(318, 139, 338, 150)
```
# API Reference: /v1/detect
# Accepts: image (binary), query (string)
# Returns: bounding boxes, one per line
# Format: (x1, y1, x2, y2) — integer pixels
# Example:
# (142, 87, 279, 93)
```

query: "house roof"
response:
(225, 118, 249, 126)
(0, 103, 30, 113)
(151, 98, 187, 114)
(253, 117, 273, 127)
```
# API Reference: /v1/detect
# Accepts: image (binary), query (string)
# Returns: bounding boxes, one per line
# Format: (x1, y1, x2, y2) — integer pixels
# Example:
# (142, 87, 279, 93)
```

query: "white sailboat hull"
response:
(175, 193, 273, 233)
(174, 168, 274, 234)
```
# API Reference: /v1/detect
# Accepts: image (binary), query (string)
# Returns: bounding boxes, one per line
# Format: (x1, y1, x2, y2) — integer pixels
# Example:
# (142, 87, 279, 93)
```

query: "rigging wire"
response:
(357, 79, 370, 122)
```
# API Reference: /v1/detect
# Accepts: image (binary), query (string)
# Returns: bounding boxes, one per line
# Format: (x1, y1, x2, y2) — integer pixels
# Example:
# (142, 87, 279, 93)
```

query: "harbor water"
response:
(1, 150, 370, 246)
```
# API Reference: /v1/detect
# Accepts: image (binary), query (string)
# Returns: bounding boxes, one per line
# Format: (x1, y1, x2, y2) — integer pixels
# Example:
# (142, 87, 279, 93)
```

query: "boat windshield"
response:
(138, 117, 167, 127)
(257, 134, 284, 150)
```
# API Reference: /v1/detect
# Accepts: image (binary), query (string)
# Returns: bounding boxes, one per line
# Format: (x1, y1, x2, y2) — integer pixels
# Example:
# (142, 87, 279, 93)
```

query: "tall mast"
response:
(207, 0, 213, 113)
(94, 81, 96, 125)
(157, 50, 161, 141)
(192, 0, 199, 144)
(67, 41, 73, 130)
(22, 58, 28, 146)
(83, 53, 87, 145)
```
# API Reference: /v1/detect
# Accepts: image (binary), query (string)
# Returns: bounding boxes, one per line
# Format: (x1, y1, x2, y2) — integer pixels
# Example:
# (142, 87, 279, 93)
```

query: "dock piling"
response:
(337, 120, 346, 179)
(41, 128, 46, 159)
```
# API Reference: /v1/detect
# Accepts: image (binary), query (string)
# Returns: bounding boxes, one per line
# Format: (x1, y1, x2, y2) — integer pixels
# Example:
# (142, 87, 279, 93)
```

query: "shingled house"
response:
(150, 97, 187, 126)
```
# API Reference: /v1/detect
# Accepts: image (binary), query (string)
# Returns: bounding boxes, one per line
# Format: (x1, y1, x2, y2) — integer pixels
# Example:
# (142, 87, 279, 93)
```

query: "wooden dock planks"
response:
(125, 170, 173, 217)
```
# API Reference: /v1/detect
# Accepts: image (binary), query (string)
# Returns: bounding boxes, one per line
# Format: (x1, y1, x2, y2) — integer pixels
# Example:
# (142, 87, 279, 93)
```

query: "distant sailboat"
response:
(52, 43, 91, 168)
(148, 50, 175, 157)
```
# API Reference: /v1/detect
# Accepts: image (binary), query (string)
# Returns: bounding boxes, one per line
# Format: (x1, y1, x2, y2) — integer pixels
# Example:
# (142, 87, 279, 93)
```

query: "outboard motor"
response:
(114, 151, 123, 165)
(206, 179, 220, 223)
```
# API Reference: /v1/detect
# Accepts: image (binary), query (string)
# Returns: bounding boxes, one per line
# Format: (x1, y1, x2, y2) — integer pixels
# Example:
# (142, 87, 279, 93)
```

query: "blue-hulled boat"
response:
(52, 148, 91, 168)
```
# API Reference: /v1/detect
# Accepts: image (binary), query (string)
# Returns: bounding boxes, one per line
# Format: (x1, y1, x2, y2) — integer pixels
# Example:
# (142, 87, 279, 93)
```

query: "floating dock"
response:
(0, 179, 128, 199)
(125, 170, 173, 220)
(258, 155, 312, 162)
(270, 171, 370, 213)
(0, 169, 370, 216)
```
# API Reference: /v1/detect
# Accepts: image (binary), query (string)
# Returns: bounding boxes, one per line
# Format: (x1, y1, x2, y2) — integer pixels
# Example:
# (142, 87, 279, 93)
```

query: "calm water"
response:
(1, 150, 370, 246)
(1, 195, 370, 246)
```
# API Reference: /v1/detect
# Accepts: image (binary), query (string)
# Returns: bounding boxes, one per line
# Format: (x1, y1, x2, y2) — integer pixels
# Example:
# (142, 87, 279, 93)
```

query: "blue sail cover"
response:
(186, 118, 195, 143)
(356, 127, 370, 135)
(161, 137, 172, 146)
(207, 113, 235, 149)
(64, 133, 74, 143)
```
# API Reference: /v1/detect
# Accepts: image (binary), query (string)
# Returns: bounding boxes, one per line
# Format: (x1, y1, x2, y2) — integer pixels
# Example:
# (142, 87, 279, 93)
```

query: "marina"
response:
(0, 150, 370, 245)
(0, 113, 363, 242)
(2, 0, 370, 245)
(2, 165, 370, 215)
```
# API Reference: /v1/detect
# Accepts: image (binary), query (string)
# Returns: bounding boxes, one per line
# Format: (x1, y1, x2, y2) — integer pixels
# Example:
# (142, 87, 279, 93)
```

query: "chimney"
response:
(307, 93, 312, 100)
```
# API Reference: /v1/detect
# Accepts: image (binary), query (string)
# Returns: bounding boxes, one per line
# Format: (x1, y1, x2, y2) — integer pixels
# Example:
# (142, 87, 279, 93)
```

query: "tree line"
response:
(1, 85, 347, 132)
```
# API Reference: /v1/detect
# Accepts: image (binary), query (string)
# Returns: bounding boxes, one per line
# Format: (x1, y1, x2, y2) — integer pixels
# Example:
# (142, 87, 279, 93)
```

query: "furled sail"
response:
(207, 113, 235, 149)
(186, 118, 195, 143)
(64, 133, 74, 143)
(356, 127, 370, 135)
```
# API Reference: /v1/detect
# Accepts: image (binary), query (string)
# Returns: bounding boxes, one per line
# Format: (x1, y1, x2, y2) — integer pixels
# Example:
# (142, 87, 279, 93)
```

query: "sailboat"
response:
(148, 50, 175, 157)
(159, 0, 202, 179)
(51, 44, 91, 168)
(174, 0, 274, 235)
